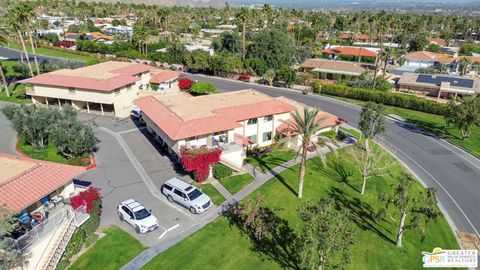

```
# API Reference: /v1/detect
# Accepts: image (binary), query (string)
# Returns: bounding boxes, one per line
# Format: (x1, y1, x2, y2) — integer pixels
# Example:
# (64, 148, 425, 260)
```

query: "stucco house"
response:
(135, 90, 341, 170)
(0, 153, 90, 270)
(25, 61, 153, 117)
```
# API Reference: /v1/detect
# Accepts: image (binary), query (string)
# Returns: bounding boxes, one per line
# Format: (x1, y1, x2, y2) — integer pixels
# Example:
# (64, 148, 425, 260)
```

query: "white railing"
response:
(12, 209, 70, 252)
(72, 205, 90, 227)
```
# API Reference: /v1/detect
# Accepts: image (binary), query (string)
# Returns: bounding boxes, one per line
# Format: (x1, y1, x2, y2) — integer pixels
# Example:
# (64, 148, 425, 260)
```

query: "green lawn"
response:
(321, 93, 480, 158)
(142, 148, 459, 270)
(245, 149, 296, 173)
(219, 173, 255, 194)
(3, 44, 104, 65)
(18, 137, 70, 164)
(18, 136, 90, 166)
(0, 84, 31, 104)
(194, 183, 225, 205)
(68, 226, 146, 270)
(339, 126, 362, 139)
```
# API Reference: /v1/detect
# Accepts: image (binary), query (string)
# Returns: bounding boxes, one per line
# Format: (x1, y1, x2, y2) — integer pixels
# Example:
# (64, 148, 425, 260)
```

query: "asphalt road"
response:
(185, 74, 480, 239)
(0, 46, 84, 65)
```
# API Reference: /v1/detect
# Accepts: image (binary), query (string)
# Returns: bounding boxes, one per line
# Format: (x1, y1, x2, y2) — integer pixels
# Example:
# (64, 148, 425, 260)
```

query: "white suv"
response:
(162, 178, 213, 214)
(117, 199, 159, 234)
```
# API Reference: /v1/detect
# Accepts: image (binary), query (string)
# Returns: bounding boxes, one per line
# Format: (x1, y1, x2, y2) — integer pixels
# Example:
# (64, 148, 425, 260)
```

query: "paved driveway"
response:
(76, 114, 197, 247)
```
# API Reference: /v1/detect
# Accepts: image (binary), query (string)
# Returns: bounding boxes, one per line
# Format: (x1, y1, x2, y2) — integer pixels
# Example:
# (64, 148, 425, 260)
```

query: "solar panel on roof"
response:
(416, 74, 474, 88)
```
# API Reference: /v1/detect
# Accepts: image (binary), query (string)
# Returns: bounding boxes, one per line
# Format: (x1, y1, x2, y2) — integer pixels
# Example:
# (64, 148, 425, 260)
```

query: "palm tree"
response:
(235, 7, 249, 59)
(279, 107, 337, 198)
(0, 28, 10, 97)
(6, 6, 34, 77)
(459, 57, 472, 76)
(15, 2, 40, 75)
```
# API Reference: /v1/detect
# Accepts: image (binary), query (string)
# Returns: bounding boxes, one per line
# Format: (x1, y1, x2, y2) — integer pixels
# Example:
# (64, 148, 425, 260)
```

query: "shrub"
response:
(70, 187, 101, 213)
(180, 147, 222, 182)
(190, 81, 217, 95)
(311, 81, 446, 115)
(213, 163, 233, 180)
(178, 77, 193, 90)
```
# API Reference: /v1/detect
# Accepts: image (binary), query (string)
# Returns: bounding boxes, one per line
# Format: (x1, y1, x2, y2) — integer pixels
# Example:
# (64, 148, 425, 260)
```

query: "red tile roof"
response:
(150, 70, 180, 84)
(276, 112, 342, 136)
(405, 51, 455, 64)
(428, 37, 448, 46)
(0, 153, 85, 212)
(212, 100, 295, 121)
(26, 62, 153, 92)
(135, 96, 241, 140)
(322, 46, 378, 57)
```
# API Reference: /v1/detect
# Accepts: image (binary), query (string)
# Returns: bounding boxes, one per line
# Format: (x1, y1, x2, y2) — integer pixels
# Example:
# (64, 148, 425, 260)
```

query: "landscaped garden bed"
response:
(141, 148, 460, 270)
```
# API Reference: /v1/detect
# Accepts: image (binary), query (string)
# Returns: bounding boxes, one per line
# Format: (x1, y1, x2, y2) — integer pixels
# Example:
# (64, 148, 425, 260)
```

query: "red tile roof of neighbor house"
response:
(338, 33, 370, 40)
(276, 112, 342, 136)
(404, 51, 455, 64)
(150, 70, 180, 84)
(0, 153, 85, 212)
(26, 61, 153, 92)
(322, 46, 378, 57)
(428, 37, 448, 46)
(135, 90, 296, 140)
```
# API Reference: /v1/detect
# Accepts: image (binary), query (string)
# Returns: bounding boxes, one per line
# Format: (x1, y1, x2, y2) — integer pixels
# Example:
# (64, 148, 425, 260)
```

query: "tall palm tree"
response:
(15, 2, 40, 75)
(6, 6, 33, 77)
(279, 107, 337, 198)
(236, 7, 249, 59)
(0, 28, 10, 97)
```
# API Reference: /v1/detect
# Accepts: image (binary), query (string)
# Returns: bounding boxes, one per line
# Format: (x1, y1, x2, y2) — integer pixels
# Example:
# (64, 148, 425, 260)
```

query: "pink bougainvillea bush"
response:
(180, 147, 222, 182)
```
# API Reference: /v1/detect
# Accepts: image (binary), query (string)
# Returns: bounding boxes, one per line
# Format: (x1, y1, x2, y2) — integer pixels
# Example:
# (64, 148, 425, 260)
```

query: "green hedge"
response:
(311, 81, 447, 115)
(213, 163, 233, 180)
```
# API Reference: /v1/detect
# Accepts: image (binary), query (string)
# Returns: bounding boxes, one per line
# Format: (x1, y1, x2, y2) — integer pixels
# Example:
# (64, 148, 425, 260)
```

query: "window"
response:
(247, 118, 257, 125)
(173, 189, 184, 197)
(213, 131, 226, 136)
(263, 131, 272, 142)
(264, 115, 273, 122)
(68, 88, 75, 94)
(185, 136, 197, 142)
(247, 135, 257, 143)
(163, 184, 173, 191)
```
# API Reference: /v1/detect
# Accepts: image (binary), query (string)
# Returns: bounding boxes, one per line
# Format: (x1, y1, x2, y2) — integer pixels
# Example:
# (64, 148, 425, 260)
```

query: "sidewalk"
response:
(121, 142, 349, 270)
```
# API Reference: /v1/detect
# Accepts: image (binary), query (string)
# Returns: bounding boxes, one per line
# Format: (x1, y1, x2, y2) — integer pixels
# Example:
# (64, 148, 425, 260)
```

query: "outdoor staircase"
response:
(41, 220, 76, 270)
(220, 158, 245, 173)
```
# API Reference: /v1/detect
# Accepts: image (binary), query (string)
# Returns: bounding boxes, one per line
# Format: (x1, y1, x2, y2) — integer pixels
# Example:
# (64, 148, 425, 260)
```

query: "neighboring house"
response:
(337, 32, 370, 43)
(300, 58, 368, 81)
(322, 45, 379, 63)
(149, 70, 180, 92)
(104, 25, 133, 36)
(0, 153, 90, 270)
(397, 72, 480, 99)
(63, 32, 113, 42)
(428, 37, 448, 47)
(185, 43, 215, 56)
(216, 24, 237, 31)
(135, 90, 341, 170)
(25, 61, 153, 117)
(403, 51, 458, 73)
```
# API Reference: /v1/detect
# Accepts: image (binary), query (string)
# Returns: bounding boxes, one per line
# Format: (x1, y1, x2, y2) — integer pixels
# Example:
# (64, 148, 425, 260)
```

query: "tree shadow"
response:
(328, 187, 395, 245)
(223, 202, 302, 270)
(272, 173, 298, 197)
(319, 160, 359, 193)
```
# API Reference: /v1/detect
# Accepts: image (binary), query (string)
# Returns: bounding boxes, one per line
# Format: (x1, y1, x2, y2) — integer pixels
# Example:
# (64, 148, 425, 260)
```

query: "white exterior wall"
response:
(405, 59, 434, 68)
(221, 149, 244, 168)
(60, 181, 76, 198)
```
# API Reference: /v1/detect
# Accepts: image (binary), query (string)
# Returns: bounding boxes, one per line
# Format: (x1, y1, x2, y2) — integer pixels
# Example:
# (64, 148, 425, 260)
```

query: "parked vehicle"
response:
(161, 178, 212, 214)
(117, 199, 159, 234)
(130, 108, 142, 120)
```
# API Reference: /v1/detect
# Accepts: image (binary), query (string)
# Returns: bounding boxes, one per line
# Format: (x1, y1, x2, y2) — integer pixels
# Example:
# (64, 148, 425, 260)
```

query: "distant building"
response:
(322, 45, 379, 63)
(300, 58, 368, 80)
(25, 61, 153, 117)
(428, 37, 449, 47)
(397, 72, 480, 99)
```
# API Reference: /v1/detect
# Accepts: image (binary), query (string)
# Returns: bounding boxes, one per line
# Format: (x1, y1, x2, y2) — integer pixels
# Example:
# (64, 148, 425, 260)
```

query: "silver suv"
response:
(117, 199, 159, 234)
(162, 178, 212, 214)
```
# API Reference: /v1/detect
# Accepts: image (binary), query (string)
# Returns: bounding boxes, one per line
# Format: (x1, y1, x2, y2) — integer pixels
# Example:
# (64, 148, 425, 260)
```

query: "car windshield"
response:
(188, 188, 203, 200)
(134, 208, 151, 220)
